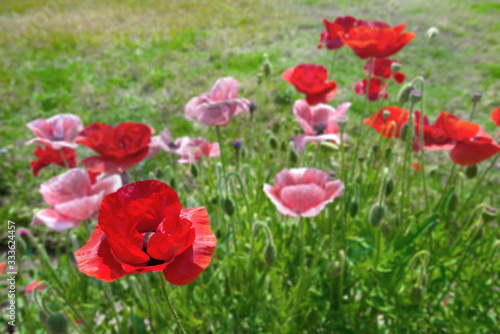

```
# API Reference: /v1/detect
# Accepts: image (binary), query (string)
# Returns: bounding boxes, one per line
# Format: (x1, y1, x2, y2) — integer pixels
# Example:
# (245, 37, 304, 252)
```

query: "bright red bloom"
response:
(364, 58, 401, 79)
(364, 106, 409, 138)
(340, 24, 415, 59)
(76, 122, 152, 174)
(354, 78, 389, 102)
(282, 64, 337, 105)
(75, 180, 216, 285)
(393, 72, 406, 84)
(30, 145, 77, 177)
(491, 107, 500, 136)
(0, 262, 5, 276)
(449, 128, 500, 166)
(413, 111, 455, 152)
(317, 16, 357, 50)
(412, 162, 421, 171)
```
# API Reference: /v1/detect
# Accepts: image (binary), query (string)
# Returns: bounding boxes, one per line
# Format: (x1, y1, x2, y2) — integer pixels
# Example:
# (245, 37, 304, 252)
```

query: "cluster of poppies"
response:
(364, 106, 500, 166)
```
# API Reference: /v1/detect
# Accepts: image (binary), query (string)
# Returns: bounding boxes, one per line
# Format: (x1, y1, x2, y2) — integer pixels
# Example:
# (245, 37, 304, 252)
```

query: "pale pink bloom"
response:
(170, 137, 220, 163)
(33, 168, 122, 231)
(263, 168, 343, 217)
(294, 99, 351, 135)
(26, 114, 83, 149)
(26, 280, 44, 293)
(158, 128, 176, 153)
(185, 77, 251, 126)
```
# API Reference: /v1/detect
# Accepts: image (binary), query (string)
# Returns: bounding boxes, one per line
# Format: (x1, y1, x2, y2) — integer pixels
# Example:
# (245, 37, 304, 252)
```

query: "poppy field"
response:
(1, 0, 500, 333)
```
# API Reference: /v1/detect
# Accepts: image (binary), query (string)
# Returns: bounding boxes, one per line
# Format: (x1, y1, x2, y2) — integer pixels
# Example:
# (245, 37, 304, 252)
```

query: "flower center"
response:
(313, 121, 327, 135)
(142, 232, 165, 266)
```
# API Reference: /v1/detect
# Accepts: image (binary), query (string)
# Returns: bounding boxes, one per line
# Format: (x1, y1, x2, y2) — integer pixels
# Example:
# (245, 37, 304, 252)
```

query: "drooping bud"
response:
(426, 27, 439, 39)
(391, 62, 402, 73)
(190, 163, 199, 178)
(385, 179, 394, 196)
(47, 313, 68, 334)
(222, 197, 235, 216)
(263, 242, 277, 268)
(410, 88, 423, 104)
(369, 204, 386, 227)
(482, 205, 498, 223)
(465, 164, 478, 179)
(397, 83, 413, 105)
(471, 90, 482, 104)
(349, 201, 359, 218)
(446, 192, 458, 212)
(409, 284, 425, 304)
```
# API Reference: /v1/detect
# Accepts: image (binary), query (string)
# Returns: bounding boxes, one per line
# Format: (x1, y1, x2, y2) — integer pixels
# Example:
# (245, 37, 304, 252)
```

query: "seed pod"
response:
(427, 27, 439, 39)
(410, 89, 423, 104)
(409, 285, 425, 304)
(47, 313, 68, 334)
(391, 62, 402, 73)
(190, 163, 199, 178)
(471, 90, 482, 104)
(397, 83, 413, 105)
(349, 201, 359, 218)
(385, 179, 394, 197)
(465, 164, 478, 179)
(263, 243, 277, 268)
(222, 197, 235, 216)
(369, 204, 386, 227)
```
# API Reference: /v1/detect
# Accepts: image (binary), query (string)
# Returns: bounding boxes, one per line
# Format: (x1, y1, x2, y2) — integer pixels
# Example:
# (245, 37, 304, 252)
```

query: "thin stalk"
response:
(158, 273, 187, 334)
(417, 83, 430, 213)
(216, 126, 229, 196)
(58, 149, 70, 169)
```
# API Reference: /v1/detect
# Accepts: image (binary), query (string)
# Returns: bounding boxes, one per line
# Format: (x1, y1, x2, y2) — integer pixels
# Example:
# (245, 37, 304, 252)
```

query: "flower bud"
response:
(471, 90, 482, 104)
(232, 140, 243, 150)
(397, 83, 413, 105)
(349, 201, 359, 218)
(47, 313, 68, 334)
(391, 62, 402, 73)
(446, 192, 458, 212)
(465, 164, 478, 179)
(263, 54, 272, 77)
(263, 243, 277, 268)
(410, 89, 423, 104)
(288, 143, 298, 164)
(382, 109, 391, 122)
(482, 205, 498, 223)
(369, 204, 386, 227)
(319, 141, 339, 153)
(385, 179, 394, 197)
(409, 284, 425, 304)
(327, 260, 343, 277)
(222, 197, 235, 216)
(399, 123, 409, 141)
(249, 102, 258, 113)
(190, 163, 199, 178)
(268, 134, 278, 150)
(426, 27, 439, 39)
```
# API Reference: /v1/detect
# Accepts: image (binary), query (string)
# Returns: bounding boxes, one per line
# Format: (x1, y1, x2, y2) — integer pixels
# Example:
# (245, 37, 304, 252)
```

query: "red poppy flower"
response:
(282, 64, 337, 105)
(76, 122, 152, 174)
(449, 128, 500, 166)
(393, 72, 406, 84)
(413, 111, 455, 152)
(364, 58, 401, 79)
(75, 180, 216, 284)
(340, 24, 415, 59)
(31, 145, 77, 177)
(354, 78, 389, 102)
(364, 106, 409, 138)
(491, 107, 500, 136)
(317, 16, 357, 50)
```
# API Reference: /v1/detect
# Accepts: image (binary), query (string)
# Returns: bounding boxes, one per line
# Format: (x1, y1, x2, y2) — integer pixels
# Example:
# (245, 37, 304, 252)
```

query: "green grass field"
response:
(1, 0, 500, 333)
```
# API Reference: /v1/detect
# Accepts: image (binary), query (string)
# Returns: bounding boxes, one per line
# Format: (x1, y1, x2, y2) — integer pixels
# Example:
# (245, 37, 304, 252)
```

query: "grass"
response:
(0, 0, 500, 333)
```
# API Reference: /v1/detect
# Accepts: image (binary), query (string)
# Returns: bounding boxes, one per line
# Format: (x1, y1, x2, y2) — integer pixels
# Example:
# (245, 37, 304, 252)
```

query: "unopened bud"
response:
(482, 205, 498, 223)
(47, 313, 68, 334)
(446, 193, 458, 212)
(409, 285, 425, 304)
(382, 109, 391, 121)
(397, 83, 413, 105)
(249, 102, 258, 113)
(319, 141, 339, 153)
(385, 179, 394, 196)
(268, 134, 278, 150)
(263, 55, 272, 77)
(263, 243, 277, 268)
(222, 197, 235, 216)
(400, 123, 409, 141)
(427, 27, 439, 39)
(391, 62, 402, 73)
(471, 90, 482, 104)
(369, 204, 386, 227)
(349, 201, 359, 218)
(465, 164, 478, 179)
(410, 89, 423, 104)
(288, 143, 298, 164)
(190, 163, 199, 178)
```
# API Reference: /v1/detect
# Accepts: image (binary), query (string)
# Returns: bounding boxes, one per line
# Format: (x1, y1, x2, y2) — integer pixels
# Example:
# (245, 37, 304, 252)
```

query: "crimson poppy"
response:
(75, 180, 216, 284)
(393, 72, 406, 84)
(354, 78, 389, 102)
(282, 64, 337, 105)
(340, 24, 415, 59)
(449, 128, 500, 166)
(413, 111, 455, 152)
(364, 106, 409, 138)
(317, 16, 357, 50)
(76, 122, 153, 174)
(31, 145, 77, 177)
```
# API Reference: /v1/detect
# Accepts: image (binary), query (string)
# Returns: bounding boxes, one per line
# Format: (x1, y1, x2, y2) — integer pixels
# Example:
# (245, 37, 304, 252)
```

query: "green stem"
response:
(417, 83, 430, 213)
(216, 126, 229, 196)
(469, 102, 478, 121)
(158, 273, 187, 334)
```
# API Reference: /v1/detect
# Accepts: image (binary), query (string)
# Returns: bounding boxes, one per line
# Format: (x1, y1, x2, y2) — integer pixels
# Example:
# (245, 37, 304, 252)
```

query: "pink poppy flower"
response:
(33, 168, 122, 231)
(185, 77, 251, 126)
(293, 99, 351, 136)
(26, 280, 44, 293)
(26, 114, 83, 149)
(168, 137, 220, 164)
(263, 168, 343, 217)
